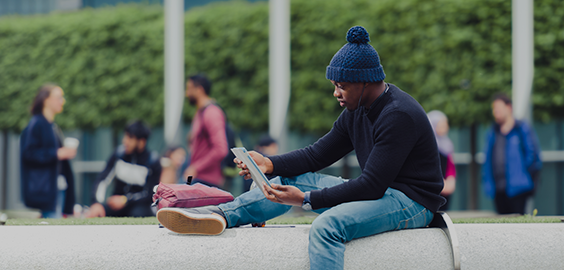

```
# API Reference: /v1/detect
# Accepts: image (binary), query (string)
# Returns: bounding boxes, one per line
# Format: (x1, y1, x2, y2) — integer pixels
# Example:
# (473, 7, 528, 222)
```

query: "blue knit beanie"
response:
(326, 26, 385, 83)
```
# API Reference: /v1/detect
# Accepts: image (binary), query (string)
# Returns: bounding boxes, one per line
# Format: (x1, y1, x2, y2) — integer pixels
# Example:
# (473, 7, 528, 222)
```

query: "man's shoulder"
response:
(111, 147, 160, 167)
(381, 85, 425, 120)
(387, 84, 421, 109)
(205, 103, 225, 113)
(515, 120, 532, 132)
(201, 104, 227, 128)
(202, 103, 226, 119)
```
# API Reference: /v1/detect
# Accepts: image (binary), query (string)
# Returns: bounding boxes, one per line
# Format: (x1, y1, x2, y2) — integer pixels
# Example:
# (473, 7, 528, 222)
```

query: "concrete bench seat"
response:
(1, 219, 562, 269)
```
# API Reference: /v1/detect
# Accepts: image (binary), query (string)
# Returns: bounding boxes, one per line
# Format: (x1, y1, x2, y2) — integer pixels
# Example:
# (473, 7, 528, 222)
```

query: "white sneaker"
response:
(157, 207, 226, 235)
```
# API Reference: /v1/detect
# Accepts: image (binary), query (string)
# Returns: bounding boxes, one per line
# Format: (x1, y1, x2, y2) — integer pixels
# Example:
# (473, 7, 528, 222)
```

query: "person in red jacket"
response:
(183, 74, 228, 188)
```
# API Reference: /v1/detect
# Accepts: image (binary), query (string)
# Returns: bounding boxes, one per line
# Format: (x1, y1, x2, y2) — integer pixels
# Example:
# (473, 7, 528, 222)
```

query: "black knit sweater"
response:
(269, 84, 445, 212)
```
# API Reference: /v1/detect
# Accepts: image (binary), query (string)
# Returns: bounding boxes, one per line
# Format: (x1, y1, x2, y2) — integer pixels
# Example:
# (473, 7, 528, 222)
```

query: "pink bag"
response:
(152, 183, 234, 210)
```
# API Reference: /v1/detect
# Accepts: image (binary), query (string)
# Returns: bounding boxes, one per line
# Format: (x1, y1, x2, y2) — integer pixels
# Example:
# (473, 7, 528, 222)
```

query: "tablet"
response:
(230, 147, 272, 195)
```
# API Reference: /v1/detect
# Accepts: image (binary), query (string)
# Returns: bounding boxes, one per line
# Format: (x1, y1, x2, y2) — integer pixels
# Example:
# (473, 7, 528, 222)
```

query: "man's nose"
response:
(333, 87, 340, 97)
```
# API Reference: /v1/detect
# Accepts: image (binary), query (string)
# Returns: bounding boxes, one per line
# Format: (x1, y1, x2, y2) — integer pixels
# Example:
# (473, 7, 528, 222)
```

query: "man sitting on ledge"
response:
(157, 26, 445, 270)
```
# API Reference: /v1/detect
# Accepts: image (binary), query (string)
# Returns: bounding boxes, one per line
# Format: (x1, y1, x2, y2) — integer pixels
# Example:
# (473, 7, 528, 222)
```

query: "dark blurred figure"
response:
(86, 120, 161, 217)
(255, 135, 279, 156)
(482, 93, 542, 215)
(427, 110, 456, 211)
(20, 83, 77, 218)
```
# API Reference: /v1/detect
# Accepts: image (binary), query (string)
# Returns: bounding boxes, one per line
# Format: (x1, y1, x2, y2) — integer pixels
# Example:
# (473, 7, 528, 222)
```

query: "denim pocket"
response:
(396, 219, 408, 230)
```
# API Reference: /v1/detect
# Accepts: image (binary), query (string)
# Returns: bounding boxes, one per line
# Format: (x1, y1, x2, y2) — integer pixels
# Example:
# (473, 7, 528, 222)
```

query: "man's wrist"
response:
(302, 191, 312, 211)
(264, 157, 274, 174)
(303, 191, 311, 203)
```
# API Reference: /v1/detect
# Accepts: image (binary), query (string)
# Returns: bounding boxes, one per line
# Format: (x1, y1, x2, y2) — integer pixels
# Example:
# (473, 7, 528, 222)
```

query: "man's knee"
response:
(310, 213, 345, 242)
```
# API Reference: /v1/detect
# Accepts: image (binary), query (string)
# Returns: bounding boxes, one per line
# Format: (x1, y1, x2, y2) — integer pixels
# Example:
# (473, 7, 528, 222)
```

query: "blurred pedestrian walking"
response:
(183, 74, 228, 188)
(20, 83, 77, 218)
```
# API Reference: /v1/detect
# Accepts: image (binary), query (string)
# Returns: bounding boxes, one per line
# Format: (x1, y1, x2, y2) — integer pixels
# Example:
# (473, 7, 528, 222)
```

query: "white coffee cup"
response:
(64, 137, 80, 149)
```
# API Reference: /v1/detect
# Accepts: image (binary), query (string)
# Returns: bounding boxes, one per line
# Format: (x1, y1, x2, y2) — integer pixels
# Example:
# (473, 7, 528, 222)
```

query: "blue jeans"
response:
(41, 190, 65, 219)
(218, 172, 434, 270)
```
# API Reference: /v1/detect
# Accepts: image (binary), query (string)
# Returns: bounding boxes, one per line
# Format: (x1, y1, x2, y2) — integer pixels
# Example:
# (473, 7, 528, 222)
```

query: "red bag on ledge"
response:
(152, 182, 234, 210)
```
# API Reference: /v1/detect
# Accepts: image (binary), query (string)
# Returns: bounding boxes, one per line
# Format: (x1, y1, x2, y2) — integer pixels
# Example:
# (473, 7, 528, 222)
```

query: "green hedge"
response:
(0, 0, 562, 133)
(0, 5, 165, 131)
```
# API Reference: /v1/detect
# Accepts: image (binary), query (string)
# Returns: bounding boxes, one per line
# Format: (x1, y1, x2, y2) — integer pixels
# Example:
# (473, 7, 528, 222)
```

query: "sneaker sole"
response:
(157, 208, 226, 235)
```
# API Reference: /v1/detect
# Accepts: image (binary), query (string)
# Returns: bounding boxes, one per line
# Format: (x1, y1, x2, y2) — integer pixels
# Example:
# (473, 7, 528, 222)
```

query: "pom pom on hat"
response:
(346, 26, 370, 44)
(326, 26, 385, 83)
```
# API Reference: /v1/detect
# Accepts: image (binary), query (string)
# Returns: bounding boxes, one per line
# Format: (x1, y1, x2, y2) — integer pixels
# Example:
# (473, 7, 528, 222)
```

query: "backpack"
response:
(151, 181, 234, 210)
(200, 103, 240, 177)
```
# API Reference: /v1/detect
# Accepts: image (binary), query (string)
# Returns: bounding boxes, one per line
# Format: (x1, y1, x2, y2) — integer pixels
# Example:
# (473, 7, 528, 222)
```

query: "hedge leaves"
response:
(0, 0, 562, 133)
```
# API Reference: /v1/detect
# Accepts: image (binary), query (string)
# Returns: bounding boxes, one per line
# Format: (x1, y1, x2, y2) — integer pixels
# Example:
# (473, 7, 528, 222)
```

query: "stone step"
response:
(0, 222, 562, 269)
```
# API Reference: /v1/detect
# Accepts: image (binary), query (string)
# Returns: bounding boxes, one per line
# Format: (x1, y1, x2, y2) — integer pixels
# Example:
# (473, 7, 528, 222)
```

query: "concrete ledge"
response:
(456, 224, 564, 269)
(0, 223, 562, 269)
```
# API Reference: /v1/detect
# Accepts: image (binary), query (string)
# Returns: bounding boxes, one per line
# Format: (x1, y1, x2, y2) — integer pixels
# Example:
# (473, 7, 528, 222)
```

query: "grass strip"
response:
(4, 217, 159, 226)
(452, 215, 562, 224)
(2, 215, 562, 226)
(4, 216, 317, 226)
(266, 216, 318, 225)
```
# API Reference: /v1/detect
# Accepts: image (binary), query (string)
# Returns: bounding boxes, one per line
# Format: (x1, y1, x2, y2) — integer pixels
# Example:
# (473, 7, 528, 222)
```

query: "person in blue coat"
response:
(20, 84, 77, 218)
(482, 93, 542, 215)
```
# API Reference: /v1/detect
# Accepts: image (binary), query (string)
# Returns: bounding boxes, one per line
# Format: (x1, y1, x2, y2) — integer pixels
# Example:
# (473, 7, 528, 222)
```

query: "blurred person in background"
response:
(427, 110, 456, 211)
(159, 146, 187, 184)
(86, 120, 161, 217)
(255, 134, 279, 157)
(183, 74, 228, 188)
(20, 83, 76, 218)
(482, 93, 542, 215)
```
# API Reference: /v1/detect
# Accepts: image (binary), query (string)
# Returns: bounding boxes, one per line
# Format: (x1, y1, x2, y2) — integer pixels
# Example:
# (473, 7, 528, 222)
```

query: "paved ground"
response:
(1, 222, 563, 270)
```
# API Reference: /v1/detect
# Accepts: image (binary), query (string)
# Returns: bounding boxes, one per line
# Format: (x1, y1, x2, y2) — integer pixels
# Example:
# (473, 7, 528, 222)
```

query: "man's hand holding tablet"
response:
(232, 147, 305, 207)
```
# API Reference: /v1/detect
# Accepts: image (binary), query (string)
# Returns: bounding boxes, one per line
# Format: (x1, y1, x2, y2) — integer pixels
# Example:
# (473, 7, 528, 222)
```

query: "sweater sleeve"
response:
(270, 112, 354, 176)
(310, 111, 419, 209)
(91, 152, 119, 204)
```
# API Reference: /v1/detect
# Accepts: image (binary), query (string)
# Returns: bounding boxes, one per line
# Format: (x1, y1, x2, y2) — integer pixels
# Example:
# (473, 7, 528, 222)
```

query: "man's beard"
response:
(188, 97, 197, 106)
